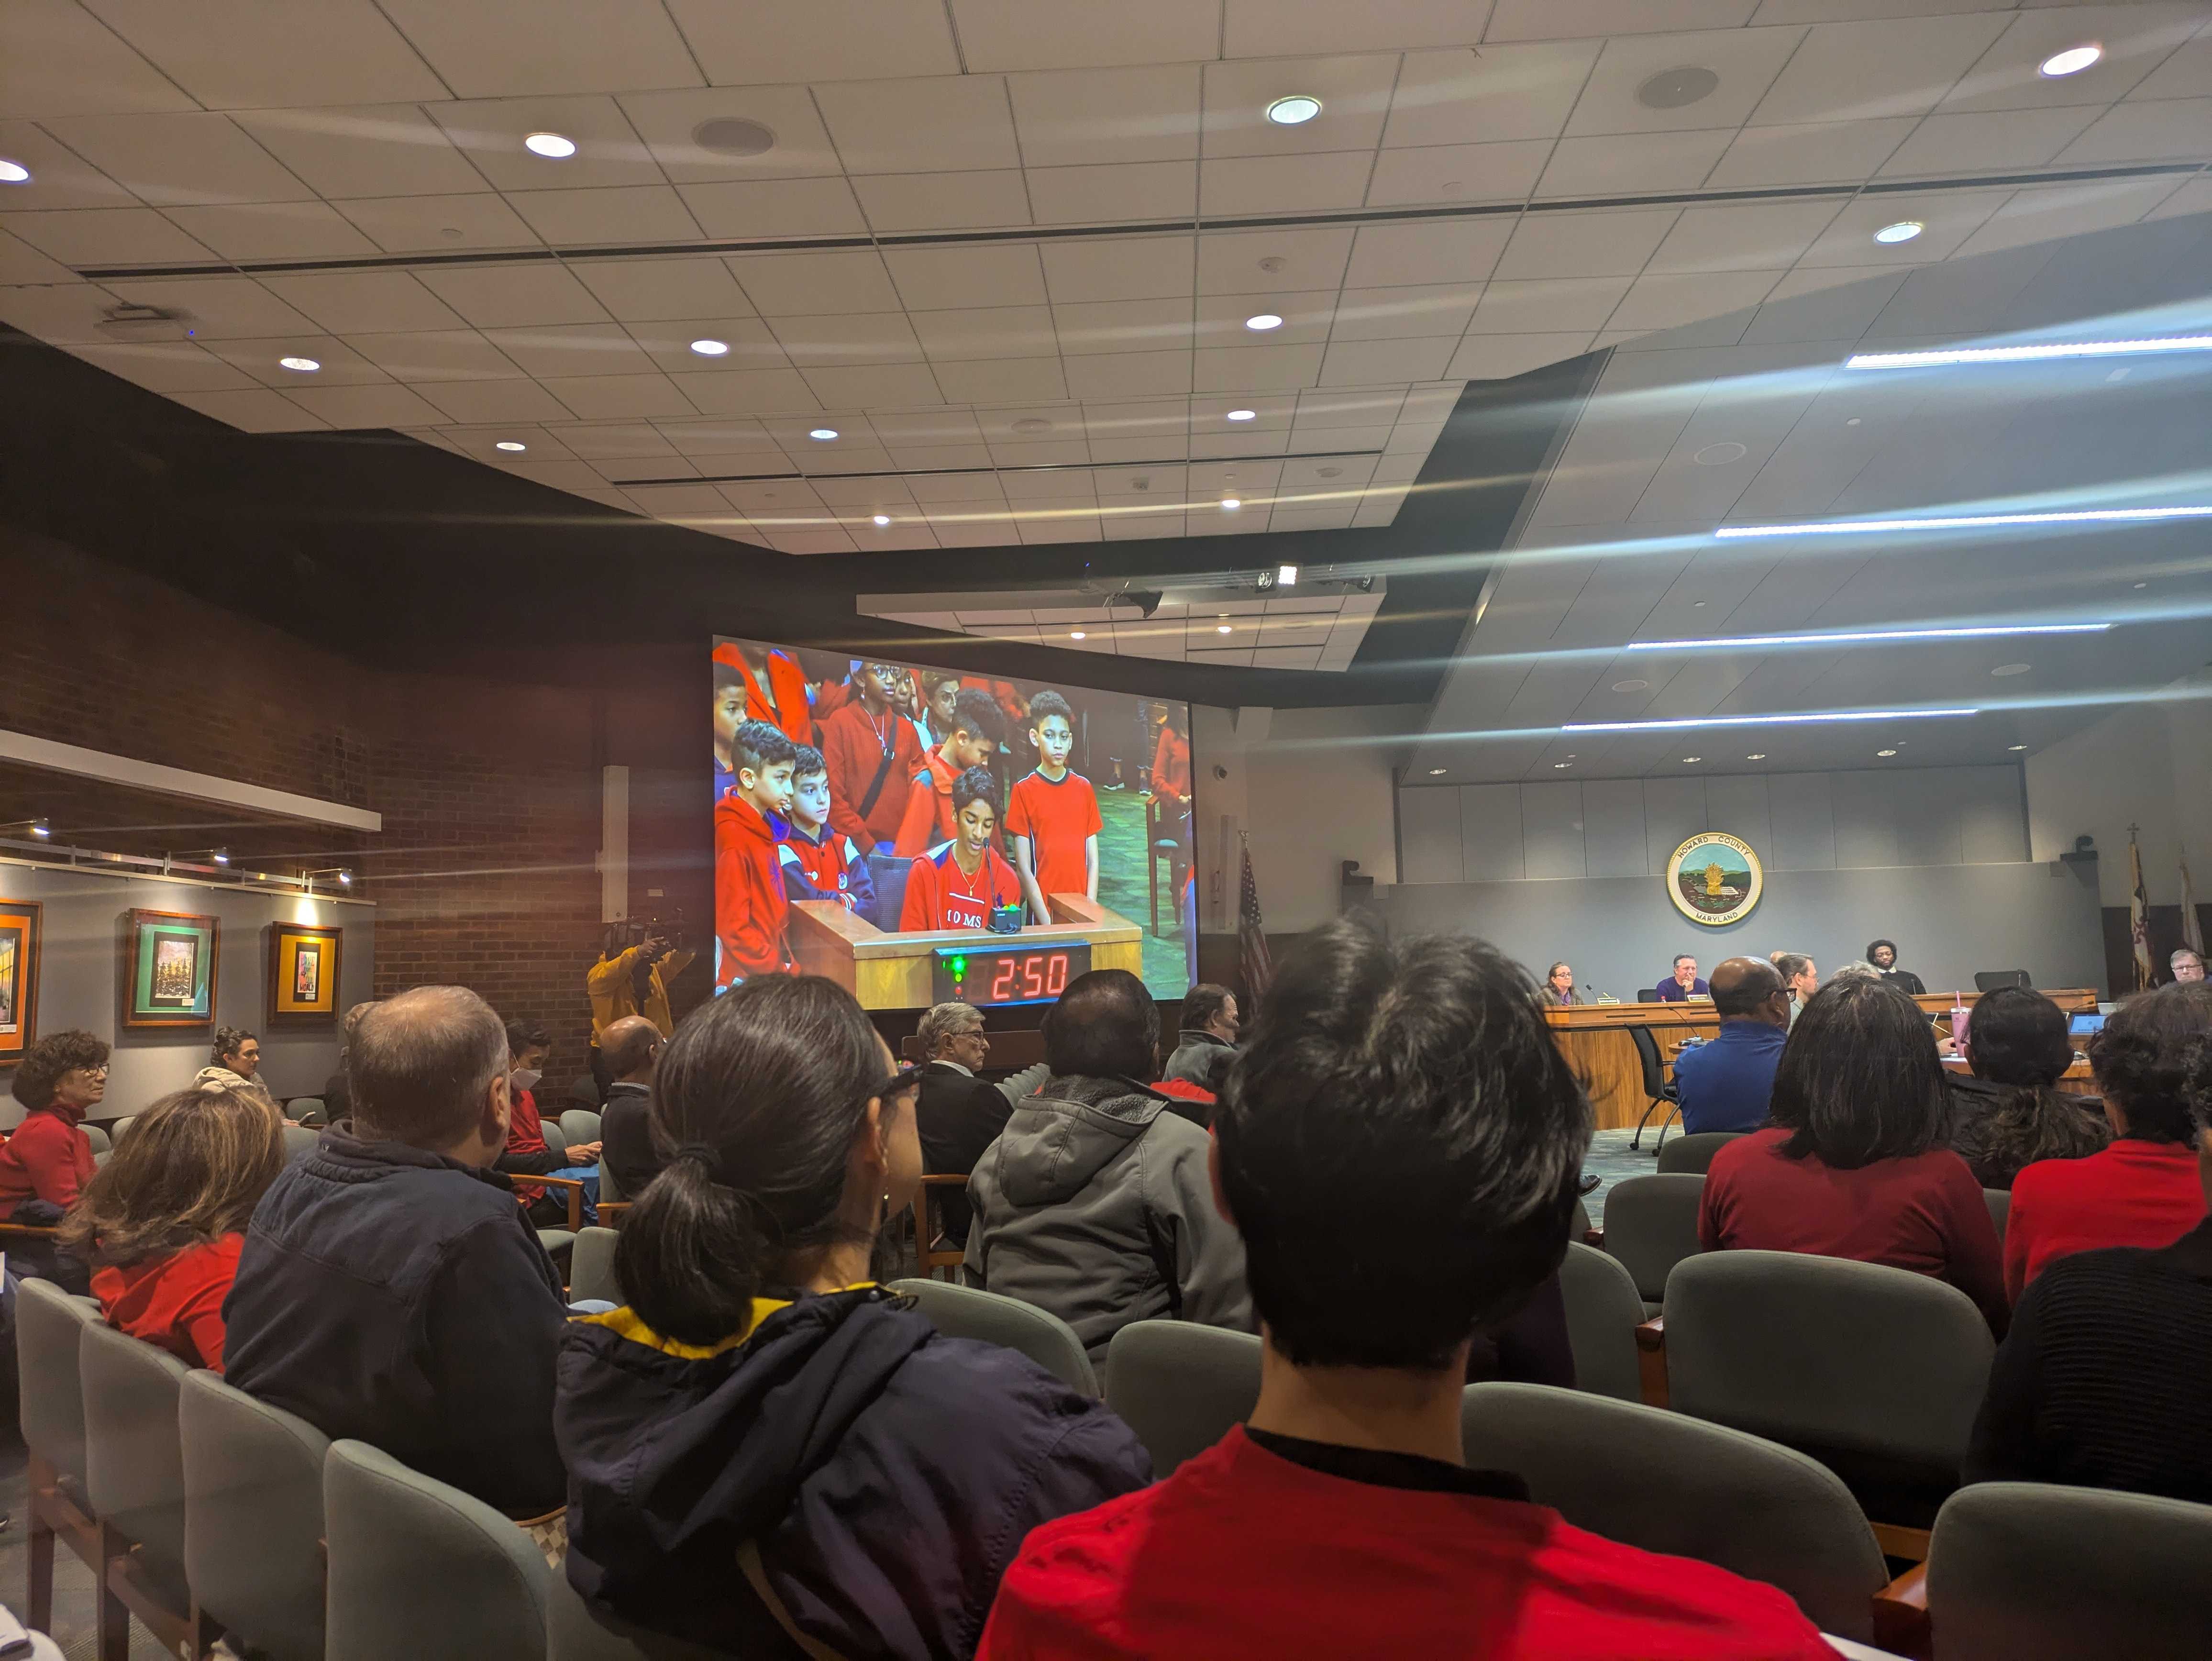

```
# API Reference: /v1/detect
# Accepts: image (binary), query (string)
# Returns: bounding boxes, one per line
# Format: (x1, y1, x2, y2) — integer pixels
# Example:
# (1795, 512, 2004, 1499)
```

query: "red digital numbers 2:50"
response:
(989, 952, 1072, 1002)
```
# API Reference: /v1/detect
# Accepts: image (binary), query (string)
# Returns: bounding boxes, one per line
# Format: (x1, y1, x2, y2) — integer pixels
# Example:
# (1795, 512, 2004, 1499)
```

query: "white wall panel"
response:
(1460, 783, 1526, 882)
(1398, 781, 1463, 884)
(1581, 778, 1649, 877)
(1521, 781, 1586, 880)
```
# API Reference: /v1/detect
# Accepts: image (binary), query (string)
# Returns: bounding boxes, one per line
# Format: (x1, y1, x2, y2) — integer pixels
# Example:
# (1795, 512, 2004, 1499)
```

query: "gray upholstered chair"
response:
(81, 1124, 111, 1155)
(887, 1277, 1099, 1397)
(1103, 1320, 1262, 1476)
(1924, 1481, 2212, 1661)
(1981, 1187, 2009, 1249)
(323, 1440, 550, 1661)
(1569, 1195, 1593, 1240)
(80, 1322, 217, 1657)
(16, 1278, 105, 1631)
(109, 1115, 138, 1144)
(559, 1109, 603, 1149)
(546, 1563, 732, 1661)
(597, 1153, 625, 1205)
(180, 1369, 331, 1661)
(1656, 1130, 1746, 1176)
(287, 1096, 328, 1127)
(1460, 1382, 1888, 1640)
(281, 1124, 321, 1162)
(1557, 1241, 1645, 1403)
(568, 1226, 622, 1307)
(1600, 1173, 1705, 1316)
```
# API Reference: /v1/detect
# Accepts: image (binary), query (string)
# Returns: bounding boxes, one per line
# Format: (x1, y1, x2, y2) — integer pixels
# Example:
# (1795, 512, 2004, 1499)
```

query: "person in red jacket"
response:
(494, 1019, 600, 1226)
(712, 639, 814, 746)
(1, 1027, 107, 1290)
(894, 688, 1004, 857)
(714, 720, 799, 988)
(819, 659, 923, 854)
(901, 768, 1022, 933)
(2005, 981, 2212, 1301)
(58, 1084, 284, 1372)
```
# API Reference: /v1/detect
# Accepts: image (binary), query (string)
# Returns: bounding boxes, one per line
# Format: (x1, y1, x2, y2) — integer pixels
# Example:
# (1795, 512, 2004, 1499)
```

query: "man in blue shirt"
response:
(1651, 953, 1709, 1002)
(1671, 956, 1791, 1133)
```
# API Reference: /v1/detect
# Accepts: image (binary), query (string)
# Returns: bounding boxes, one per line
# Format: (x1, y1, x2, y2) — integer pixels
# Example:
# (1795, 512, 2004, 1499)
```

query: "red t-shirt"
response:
(894, 751, 964, 858)
(2003, 1138, 2207, 1302)
(0, 1105, 96, 1209)
(90, 1234, 245, 1373)
(977, 1425, 1834, 1661)
(1700, 1126, 2007, 1330)
(900, 844, 1022, 933)
(1006, 769, 1102, 909)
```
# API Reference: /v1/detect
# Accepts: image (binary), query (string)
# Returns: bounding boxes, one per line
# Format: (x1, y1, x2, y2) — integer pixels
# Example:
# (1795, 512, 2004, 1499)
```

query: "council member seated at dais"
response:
(1651, 952, 1708, 1002)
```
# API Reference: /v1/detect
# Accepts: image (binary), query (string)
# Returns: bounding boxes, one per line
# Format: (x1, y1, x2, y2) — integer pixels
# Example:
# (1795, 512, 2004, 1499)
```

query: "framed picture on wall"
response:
(122, 908, 219, 1030)
(0, 896, 41, 1064)
(268, 922, 342, 1024)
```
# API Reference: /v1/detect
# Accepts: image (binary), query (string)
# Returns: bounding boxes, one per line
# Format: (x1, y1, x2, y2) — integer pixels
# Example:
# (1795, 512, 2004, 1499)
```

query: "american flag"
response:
(1239, 834, 1272, 1004)
(2129, 828, 2152, 991)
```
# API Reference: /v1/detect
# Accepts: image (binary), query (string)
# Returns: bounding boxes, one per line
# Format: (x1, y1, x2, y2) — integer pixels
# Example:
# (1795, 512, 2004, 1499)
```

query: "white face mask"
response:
(510, 1067, 543, 1093)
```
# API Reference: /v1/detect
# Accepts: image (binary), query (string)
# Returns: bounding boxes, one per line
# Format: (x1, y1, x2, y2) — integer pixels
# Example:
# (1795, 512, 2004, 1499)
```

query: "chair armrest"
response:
(1869, 1563, 1930, 1660)
(536, 1174, 587, 1231)
(1582, 1227, 1604, 1248)
(0, 1223, 60, 1240)
(596, 1202, 630, 1226)
(1634, 1316, 1667, 1409)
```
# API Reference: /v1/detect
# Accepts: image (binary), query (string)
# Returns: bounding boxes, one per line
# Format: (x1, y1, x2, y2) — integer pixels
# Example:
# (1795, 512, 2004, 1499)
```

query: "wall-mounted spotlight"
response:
(305, 867, 354, 892)
(165, 848, 231, 874)
(0, 818, 52, 839)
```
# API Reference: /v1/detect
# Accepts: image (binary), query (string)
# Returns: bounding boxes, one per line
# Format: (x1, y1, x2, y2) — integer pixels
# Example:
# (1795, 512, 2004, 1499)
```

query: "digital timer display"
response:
(933, 942, 1092, 1007)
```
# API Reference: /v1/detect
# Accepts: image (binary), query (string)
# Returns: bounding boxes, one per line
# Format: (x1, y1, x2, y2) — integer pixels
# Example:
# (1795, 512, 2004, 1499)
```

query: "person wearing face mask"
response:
(495, 1019, 601, 1229)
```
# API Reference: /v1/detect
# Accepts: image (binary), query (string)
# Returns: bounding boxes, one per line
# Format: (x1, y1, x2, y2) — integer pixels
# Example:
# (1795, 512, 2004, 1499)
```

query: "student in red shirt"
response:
(818, 659, 923, 853)
(978, 919, 1836, 1661)
(495, 1019, 600, 1228)
(713, 720, 798, 987)
(1007, 691, 1101, 924)
(1700, 976, 2007, 1333)
(894, 688, 1004, 857)
(59, 1084, 284, 1373)
(902, 768, 1023, 932)
(2004, 981, 2212, 1301)
(1149, 704, 1192, 802)
(712, 640, 814, 746)
(778, 744, 877, 917)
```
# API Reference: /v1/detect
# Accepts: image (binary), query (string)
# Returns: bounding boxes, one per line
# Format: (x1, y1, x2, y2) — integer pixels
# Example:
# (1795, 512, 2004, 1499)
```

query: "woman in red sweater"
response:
(2003, 981, 2212, 1302)
(1701, 976, 2007, 1333)
(59, 1085, 285, 1373)
(1, 1028, 109, 1292)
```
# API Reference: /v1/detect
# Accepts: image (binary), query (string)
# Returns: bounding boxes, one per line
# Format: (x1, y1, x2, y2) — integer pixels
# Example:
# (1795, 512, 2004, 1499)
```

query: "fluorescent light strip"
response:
(1626, 623, 2110, 652)
(1847, 336, 2212, 370)
(1717, 507, 2212, 540)
(1564, 709, 1977, 734)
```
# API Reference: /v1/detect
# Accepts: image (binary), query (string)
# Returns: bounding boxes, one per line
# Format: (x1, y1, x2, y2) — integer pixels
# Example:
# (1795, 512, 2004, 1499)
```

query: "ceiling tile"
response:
(2059, 96, 2212, 164)
(851, 169, 1031, 233)
(1198, 151, 1374, 215)
(480, 321, 653, 377)
(1190, 426, 1292, 459)
(414, 377, 578, 422)
(1027, 161, 1197, 224)
(661, 0, 962, 84)
(1494, 208, 1679, 278)
(886, 441, 995, 470)
(1793, 186, 2011, 265)
(614, 86, 842, 182)
(1344, 218, 1514, 285)
(168, 387, 328, 431)
(1566, 26, 1805, 136)
(728, 248, 899, 315)
(416, 263, 611, 328)
(259, 270, 465, 333)
(1938, 6, 2203, 114)
(505, 185, 703, 245)
(203, 332, 391, 386)
(70, 338, 259, 392)
(767, 311, 923, 365)
(1536, 128, 1735, 197)
(44, 111, 314, 206)
(571, 256, 753, 321)
(1749, 13, 2012, 125)
(1644, 199, 1845, 273)
(0, 0, 199, 118)
(230, 104, 489, 200)
(1448, 331, 1596, 378)
(1196, 224, 1354, 292)
(795, 441, 898, 476)
(1294, 386, 1403, 425)
(0, 232, 84, 289)
(1466, 275, 1632, 332)
(1040, 234, 1195, 302)
(374, 0, 704, 98)
(1201, 54, 1398, 157)
(934, 358, 1071, 403)
(1487, 0, 1759, 42)
(1053, 296, 1194, 354)
(951, 0, 1222, 72)
(670, 366, 820, 413)
(1330, 282, 1482, 339)
(1389, 43, 1603, 148)
(1607, 268, 1782, 335)
(799, 362, 947, 405)
(1224, 0, 1496, 56)
(909, 305, 1058, 361)
(282, 380, 447, 427)
(1319, 335, 1457, 384)
(1367, 140, 1552, 206)
(882, 243, 1048, 311)
(627, 316, 785, 374)
(1006, 65, 1202, 167)
(815, 74, 1020, 174)
(654, 415, 782, 455)
(1196, 287, 1336, 345)
(2128, 33, 2212, 101)
(1062, 350, 1194, 399)
(348, 328, 526, 380)
(425, 95, 664, 192)
(0, 120, 138, 210)
(1950, 176, 2184, 259)
(100, 274, 314, 338)
(163, 200, 380, 260)
(542, 372, 696, 419)
(867, 407, 985, 444)
(1194, 342, 1327, 391)
(676, 177, 868, 238)
(1877, 106, 2101, 176)
(0, 206, 214, 264)
(79, 0, 447, 108)
(1706, 117, 1916, 187)
(334, 192, 541, 253)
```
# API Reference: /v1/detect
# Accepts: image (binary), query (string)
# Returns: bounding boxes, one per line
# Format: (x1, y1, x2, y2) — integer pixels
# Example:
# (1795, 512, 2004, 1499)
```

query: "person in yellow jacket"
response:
(586, 926, 695, 1094)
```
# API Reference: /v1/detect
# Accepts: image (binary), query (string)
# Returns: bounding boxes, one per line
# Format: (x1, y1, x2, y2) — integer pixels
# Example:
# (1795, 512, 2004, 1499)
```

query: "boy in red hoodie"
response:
(894, 688, 1005, 857)
(0, 1028, 108, 1292)
(714, 720, 799, 988)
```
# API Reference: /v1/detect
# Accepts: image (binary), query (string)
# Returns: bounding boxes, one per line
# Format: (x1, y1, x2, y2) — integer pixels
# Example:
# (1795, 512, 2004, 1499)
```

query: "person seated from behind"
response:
(1651, 952, 1707, 1002)
(1947, 986, 2107, 1190)
(1771, 952, 1816, 1026)
(966, 970, 1252, 1367)
(1965, 1027, 2212, 1504)
(556, 974, 1148, 1658)
(2004, 983, 2212, 1303)
(1671, 956, 1790, 1135)
(321, 1000, 375, 1126)
(979, 919, 1836, 1661)
(595, 1014, 666, 1204)
(1867, 938, 1927, 997)
(222, 986, 568, 1519)
(494, 1019, 601, 1229)
(1162, 983, 1239, 1085)
(0, 1028, 108, 1292)
(1700, 976, 2007, 1333)
(60, 1085, 282, 1372)
(2172, 946, 2205, 985)
(913, 1000, 1012, 1249)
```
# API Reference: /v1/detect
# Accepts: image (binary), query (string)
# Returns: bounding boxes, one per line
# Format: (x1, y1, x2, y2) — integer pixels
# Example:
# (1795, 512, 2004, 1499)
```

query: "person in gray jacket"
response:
(1161, 983, 1239, 1092)
(964, 969, 1252, 1365)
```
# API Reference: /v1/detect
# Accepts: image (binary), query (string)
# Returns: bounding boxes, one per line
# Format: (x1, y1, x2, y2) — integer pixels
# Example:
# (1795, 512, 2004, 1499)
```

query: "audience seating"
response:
(1557, 1241, 1646, 1402)
(1626, 1025, 1680, 1151)
(546, 1566, 730, 1660)
(1600, 1174, 1705, 1317)
(887, 1278, 1098, 1396)
(1661, 1251, 1994, 1551)
(558, 1077, 603, 1112)
(1460, 1382, 1889, 1641)
(1920, 1481, 2212, 1661)
(82, 1125, 111, 1155)
(1570, 1195, 1594, 1244)
(538, 1173, 593, 1232)
(1981, 1187, 2009, 1249)
(179, 1369, 329, 1661)
(568, 1227, 621, 1307)
(281, 1124, 320, 1162)
(558, 1109, 602, 1148)
(1103, 1320, 1262, 1476)
(915, 1174, 968, 1280)
(16, 1279, 105, 1633)
(1657, 1130, 1747, 1176)
(323, 1439, 549, 1661)
(108, 1116, 136, 1143)
(596, 1153, 623, 1205)
(287, 1098, 327, 1127)
(0, 1099, 26, 1133)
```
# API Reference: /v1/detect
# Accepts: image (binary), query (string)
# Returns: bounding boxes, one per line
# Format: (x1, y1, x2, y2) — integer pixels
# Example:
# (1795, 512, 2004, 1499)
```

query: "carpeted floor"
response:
(0, 1428, 168, 1660)
(1582, 1125, 1678, 1229)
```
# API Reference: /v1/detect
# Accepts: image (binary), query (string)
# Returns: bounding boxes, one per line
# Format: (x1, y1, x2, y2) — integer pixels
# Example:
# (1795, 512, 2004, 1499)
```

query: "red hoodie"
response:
(0, 1102, 95, 1209)
(893, 751, 964, 857)
(505, 1087, 550, 1208)
(91, 1234, 244, 1373)
(715, 792, 792, 986)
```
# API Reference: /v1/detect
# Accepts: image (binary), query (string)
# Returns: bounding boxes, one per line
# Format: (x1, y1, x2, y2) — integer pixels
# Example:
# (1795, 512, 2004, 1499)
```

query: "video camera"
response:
(605, 913, 688, 960)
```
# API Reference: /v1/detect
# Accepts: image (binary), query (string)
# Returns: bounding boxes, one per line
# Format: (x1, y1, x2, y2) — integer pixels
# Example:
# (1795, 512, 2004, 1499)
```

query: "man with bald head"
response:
(596, 1013, 667, 1202)
(1670, 956, 1792, 1135)
(223, 985, 568, 1517)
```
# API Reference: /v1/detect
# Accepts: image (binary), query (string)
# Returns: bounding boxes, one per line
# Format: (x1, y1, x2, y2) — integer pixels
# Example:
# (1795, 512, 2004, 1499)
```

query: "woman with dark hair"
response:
(2003, 982, 2212, 1302)
(1699, 977, 2006, 1331)
(555, 975, 1148, 1659)
(1948, 986, 2109, 1189)
(1, 1028, 110, 1291)
(59, 1086, 284, 1371)
(195, 1025, 276, 1109)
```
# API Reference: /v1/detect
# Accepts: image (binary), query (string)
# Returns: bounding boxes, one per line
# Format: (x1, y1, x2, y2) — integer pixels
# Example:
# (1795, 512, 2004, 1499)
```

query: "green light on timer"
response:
(950, 957, 967, 979)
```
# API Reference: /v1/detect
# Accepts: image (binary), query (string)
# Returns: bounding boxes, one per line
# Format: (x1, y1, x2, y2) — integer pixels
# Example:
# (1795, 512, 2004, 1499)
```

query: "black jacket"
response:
(221, 1129, 569, 1517)
(557, 1286, 1150, 1659)
(1161, 1028, 1234, 1091)
(916, 1062, 1012, 1244)
(600, 1082, 662, 1202)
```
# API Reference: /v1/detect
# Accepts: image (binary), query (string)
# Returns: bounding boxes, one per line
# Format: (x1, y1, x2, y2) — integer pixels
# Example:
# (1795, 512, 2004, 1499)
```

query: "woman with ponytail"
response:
(554, 974, 1149, 1659)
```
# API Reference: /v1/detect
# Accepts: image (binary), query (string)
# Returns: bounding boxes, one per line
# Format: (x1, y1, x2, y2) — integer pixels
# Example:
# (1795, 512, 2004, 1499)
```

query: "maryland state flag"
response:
(2129, 830, 2153, 991)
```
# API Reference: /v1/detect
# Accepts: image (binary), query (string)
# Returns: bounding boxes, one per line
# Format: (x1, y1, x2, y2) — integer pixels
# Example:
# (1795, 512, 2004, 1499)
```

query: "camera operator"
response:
(584, 920, 695, 1098)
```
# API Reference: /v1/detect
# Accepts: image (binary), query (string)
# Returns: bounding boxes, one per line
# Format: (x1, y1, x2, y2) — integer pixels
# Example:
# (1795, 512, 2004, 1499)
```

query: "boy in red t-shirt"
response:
(977, 922, 1837, 1661)
(894, 688, 1005, 857)
(713, 720, 798, 987)
(777, 745, 877, 917)
(900, 768, 1022, 932)
(1006, 691, 1100, 925)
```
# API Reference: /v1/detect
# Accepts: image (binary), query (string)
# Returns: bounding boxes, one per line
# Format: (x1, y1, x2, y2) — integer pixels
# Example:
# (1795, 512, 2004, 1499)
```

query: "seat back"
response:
(1982, 1187, 2009, 1248)
(287, 1097, 327, 1127)
(1628, 1025, 1667, 1095)
(558, 1109, 602, 1148)
(597, 1154, 624, 1205)
(323, 1440, 550, 1661)
(1461, 1382, 1887, 1640)
(569, 1227, 622, 1307)
(180, 1369, 331, 1661)
(1600, 1174, 1705, 1303)
(1103, 1320, 1262, 1476)
(282, 1124, 321, 1161)
(1665, 1251, 1994, 1474)
(82, 1124, 111, 1155)
(110, 1115, 138, 1144)
(1925, 1481, 2212, 1661)
(1972, 971, 2032, 993)
(0, 1098, 27, 1133)
(1657, 1130, 1746, 1175)
(1557, 1241, 1645, 1403)
(546, 1560, 731, 1660)
(80, 1322, 192, 1570)
(17, 1277, 101, 1487)
(1569, 1195, 1592, 1241)
(887, 1278, 1098, 1396)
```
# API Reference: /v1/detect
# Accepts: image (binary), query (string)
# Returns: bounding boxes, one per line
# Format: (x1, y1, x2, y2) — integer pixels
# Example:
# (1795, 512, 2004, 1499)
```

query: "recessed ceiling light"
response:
(277, 355, 320, 373)
(1682, 756, 1703, 764)
(1877, 748, 1899, 757)
(689, 338, 729, 356)
(524, 132, 578, 158)
(1848, 335, 2212, 370)
(1427, 767, 1447, 776)
(1069, 631, 1086, 640)
(1226, 408, 1257, 421)
(693, 116, 777, 156)
(1846, 417, 1863, 427)
(1637, 66, 1720, 109)
(1719, 505, 2212, 539)
(1628, 622, 2108, 652)
(2039, 44, 2102, 78)
(1566, 708, 1977, 734)
(0, 159, 29, 184)
(1217, 623, 1233, 633)
(1553, 762, 1572, 769)
(1746, 753, 1766, 760)
(1221, 497, 1242, 510)
(1873, 221, 1924, 244)
(2007, 744, 2027, 752)
(1244, 313, 1283, 332)
(494, 440, 527, 452)
(1991, 662, 2031, 676)
(1317, 465, 1342, 478)
(872, 514, 890, 526)
(1694, 442, 1747, 465)
(1012, 416, 1053, 433)
(808, 427, 839, 441)
(2133, 581, 2149, 589)
(1265, 95, 1322, 125)
(1612, 678, 1650, 693)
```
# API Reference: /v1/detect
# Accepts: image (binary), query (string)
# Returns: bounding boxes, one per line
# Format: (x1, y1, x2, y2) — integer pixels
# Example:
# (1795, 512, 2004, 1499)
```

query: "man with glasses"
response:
(1, 1028, 110, 1290)
(915, 1001, 1013, 1248)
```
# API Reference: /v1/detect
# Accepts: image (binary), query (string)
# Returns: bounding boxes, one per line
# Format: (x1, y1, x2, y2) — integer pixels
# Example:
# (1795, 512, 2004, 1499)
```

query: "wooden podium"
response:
(789, 894, 1145, 1012)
